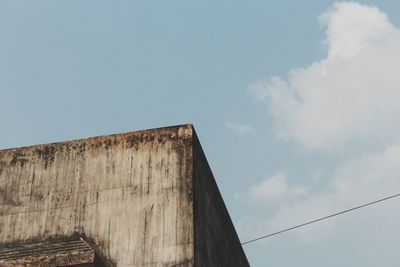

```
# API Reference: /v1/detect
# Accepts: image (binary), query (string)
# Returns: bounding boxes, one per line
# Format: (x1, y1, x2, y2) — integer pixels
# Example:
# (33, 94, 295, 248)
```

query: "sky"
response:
(1, 1, 400, 266)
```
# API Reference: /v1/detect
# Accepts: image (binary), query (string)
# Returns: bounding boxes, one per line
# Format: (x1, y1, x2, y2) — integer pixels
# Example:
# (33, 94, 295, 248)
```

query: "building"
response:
(0, 124, 249, 266)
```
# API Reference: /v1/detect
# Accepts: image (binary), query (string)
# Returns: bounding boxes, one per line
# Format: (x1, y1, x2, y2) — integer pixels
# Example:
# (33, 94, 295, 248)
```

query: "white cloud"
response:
(250, 2, 400, 152)
(243, 3, 400, 265)
(249, 145, 400, 247)
(250, 172, 307, 202)
(226, 122, 254, 136)
(320, 2, 394, 60)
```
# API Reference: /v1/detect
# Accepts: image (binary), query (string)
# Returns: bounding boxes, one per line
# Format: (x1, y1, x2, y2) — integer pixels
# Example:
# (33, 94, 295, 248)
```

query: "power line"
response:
(241, 192, 400, 245)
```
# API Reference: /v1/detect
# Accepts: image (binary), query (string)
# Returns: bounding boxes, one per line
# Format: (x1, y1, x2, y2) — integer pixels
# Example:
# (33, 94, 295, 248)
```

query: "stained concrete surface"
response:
(0, 124, 249, 267)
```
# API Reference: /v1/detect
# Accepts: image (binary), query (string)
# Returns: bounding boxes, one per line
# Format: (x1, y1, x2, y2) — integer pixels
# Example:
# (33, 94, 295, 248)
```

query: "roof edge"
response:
(0, 123, 194, 153)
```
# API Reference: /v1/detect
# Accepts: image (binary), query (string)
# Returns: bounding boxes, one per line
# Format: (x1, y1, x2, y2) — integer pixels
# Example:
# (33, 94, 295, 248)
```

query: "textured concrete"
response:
(0, 124, 249, 267)
(0, 236, 95, 266)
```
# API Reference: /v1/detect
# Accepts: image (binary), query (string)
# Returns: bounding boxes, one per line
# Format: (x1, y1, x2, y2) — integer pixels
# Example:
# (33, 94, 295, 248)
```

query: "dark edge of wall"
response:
(192, 127, 250, 267)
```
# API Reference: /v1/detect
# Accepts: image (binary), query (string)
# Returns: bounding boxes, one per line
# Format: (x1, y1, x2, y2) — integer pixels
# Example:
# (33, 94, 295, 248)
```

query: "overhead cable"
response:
(241, 192, 400, 245)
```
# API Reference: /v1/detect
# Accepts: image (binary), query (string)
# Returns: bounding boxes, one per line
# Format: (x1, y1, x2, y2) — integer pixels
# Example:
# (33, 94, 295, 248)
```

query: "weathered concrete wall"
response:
(0, 124, 249, 267)
(0, 125, 194, 266)
(192, 131, 250, 267)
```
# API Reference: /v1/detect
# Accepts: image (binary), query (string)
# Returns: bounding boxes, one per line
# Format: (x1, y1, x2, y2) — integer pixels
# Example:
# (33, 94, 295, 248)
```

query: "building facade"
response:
(0, 124, 249, 266)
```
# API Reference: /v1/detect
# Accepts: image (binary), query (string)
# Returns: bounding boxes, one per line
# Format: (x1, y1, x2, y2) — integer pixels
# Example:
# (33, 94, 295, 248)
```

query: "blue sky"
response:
(2, 1, 400, 266)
